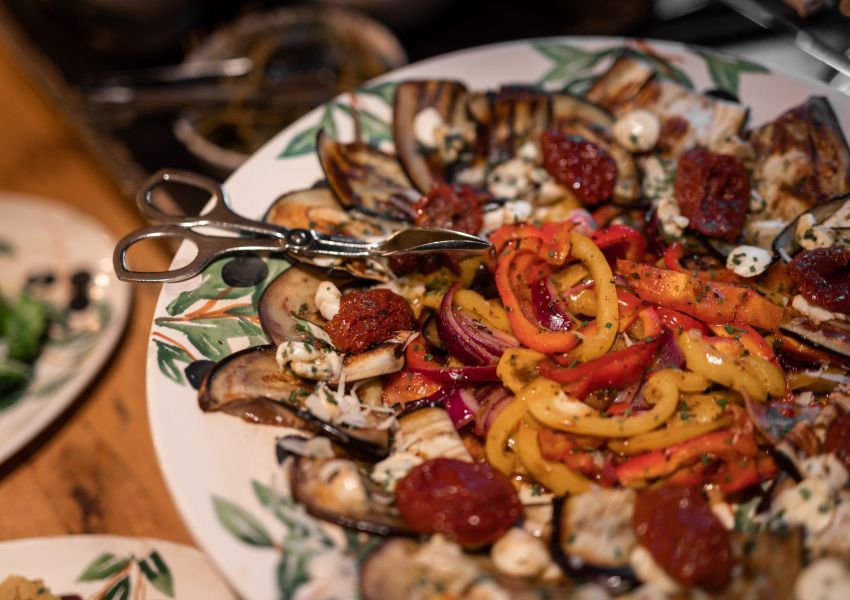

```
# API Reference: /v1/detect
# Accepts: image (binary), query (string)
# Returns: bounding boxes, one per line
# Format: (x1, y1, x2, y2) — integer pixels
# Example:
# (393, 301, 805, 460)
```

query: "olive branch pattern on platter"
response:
(77, 548, 173, 599)
(213, 479, 377, 600)
(151, 257, 289, 389)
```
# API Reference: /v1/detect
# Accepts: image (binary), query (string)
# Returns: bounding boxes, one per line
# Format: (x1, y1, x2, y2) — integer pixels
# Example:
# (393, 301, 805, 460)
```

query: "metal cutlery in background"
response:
(113, 170, 493, 284)
(716, 0, 850, 81)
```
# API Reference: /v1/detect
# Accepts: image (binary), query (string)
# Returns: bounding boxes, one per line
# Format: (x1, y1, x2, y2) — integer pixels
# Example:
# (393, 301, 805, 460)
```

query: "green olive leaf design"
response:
(138, 550, 175, 598)
(532, 42, 616, 86)
(626, 48, 694, 89)
(696, 49, 769, 96)
(165, 260, 247, 316)
(102, 576, 131, 600)
(155, 317, 267, 362)
(213, 495, 274, 547)
(278, 104, 337, 159)
(77, 552, 131, 582)
(336, 103, 392, 146)
(277, 553, 310, 600)
(154, 339, 193, 385)
(359, 80, 400, 105)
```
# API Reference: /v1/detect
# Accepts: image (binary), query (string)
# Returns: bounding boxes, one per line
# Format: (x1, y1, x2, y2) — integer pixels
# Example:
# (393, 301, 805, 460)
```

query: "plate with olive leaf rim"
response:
(0, 194, 130, 464)
(0, 535, 235, 599)
(145, 36, 850, 599)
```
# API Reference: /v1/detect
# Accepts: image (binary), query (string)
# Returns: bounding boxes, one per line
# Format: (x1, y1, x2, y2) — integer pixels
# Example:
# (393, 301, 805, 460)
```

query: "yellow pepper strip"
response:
(453, 288, 512, 334)
(738, 355, 786, 398)
(677, 330, 775, 401)
(458, 256, 487, 288)
(550, 263, 590, 296)
(514, 423, 592, 495)
(787, 368, 845, 392)
(485, 394, 528, 476)
(608, 417, 732, 455)
(570, 232, 618, 362)
(497, 348, 546, 394)
(674, 393, 728, 424)
(525, 370, 708, 438)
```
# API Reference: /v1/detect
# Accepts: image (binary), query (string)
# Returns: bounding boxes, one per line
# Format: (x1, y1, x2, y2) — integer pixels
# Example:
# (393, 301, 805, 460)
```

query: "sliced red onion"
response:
(455, 312, 517, 355)
(611, 380, 642, 408)
(410, 364, 499, 384)
(530, 277, 573, 332)
(438, 283, 518, 366)
(443, 387, 480, 429)
(437, 284, 496, 365)
(473, 386, 513, 437)
(653, 333, 685, 370)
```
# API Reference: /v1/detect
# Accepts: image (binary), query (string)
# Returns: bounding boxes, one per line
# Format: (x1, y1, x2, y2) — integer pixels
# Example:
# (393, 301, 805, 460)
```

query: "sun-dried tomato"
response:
(675, 149, 750, 241)
(540, 128, 617, 204)
(788, 247, 850, 313)
(413, 182, 484, 234)
(633, 485, 732, 591)
(325, 288, 414, 353)
(395, 458, 521, 547)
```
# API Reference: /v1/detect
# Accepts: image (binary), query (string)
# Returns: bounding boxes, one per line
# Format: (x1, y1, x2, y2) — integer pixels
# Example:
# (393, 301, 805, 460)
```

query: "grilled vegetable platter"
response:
(146, 39, 850, 599)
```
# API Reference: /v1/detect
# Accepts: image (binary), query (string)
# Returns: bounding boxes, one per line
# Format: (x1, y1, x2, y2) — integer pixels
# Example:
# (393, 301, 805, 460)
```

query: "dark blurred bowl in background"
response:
(172, 5, 407, 175)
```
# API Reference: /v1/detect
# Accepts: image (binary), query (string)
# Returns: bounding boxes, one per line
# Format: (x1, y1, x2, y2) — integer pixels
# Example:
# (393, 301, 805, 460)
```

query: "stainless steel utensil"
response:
(718, 0, 850, 80)
(113, 169, 492, 283)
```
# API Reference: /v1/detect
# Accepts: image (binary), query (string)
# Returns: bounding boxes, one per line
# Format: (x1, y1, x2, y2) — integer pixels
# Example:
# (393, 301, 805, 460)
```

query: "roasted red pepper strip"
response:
(617, 259, 783, 331)
(708, 323, 775, 362)
(553, 290, 645, 367)
(382, 370, 442, 406)
(591, 225, 646, 262)
(713, 454, 777, 495)
(663, 242, 687, 272)
(615, 428, 758, 486)
(405, 339, 499, 383)
(491, 221, 573, 265)
(539, 335, 662, 399)
(495, 247, 581, 355)
(663, 242, 742, 283)
(656, 307, 712, 336)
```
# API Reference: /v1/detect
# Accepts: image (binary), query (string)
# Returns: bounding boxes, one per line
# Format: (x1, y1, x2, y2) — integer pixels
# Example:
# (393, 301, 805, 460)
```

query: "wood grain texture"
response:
(0, 35, 192, 544)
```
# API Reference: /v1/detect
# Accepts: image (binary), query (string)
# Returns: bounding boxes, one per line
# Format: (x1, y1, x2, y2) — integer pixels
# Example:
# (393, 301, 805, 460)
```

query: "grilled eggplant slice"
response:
(773, 194, 850, 262)
(551, 92, 615, 132)
(780, 310, 850, 360)
(485, 86, 551, 166)
(341, 332, 412, 382)
(750, 97, 850, 222)
(393, 79, 476, 193)
(360, 538, 568, 600)
(317, 130, 420, 222)
(264, 186, 382, 240)
(198, 345, 311, 424)
(258, 266, 325, 346)
(551, 491, 637, 594)
(587, 54, 748, 157)
(290, 455, 412, 536)
(586, 54, 656, 110)
(199, 345, 390, 459)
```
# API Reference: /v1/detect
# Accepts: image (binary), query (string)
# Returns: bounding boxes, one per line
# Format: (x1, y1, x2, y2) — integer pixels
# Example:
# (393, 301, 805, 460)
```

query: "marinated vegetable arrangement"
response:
(196, 52, 850, 599)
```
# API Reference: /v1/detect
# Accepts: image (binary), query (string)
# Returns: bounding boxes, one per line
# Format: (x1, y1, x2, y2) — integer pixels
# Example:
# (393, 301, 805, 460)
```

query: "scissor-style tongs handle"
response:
(114, 169, 491, 283)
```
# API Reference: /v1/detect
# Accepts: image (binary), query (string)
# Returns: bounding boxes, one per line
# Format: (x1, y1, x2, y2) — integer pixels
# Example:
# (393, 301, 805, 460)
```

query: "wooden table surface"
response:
(0, 35, 193, 544)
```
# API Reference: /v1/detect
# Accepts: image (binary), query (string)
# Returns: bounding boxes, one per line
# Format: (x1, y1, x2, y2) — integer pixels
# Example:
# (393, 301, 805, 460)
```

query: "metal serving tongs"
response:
(113, 169, 492, 283)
